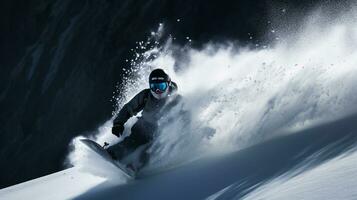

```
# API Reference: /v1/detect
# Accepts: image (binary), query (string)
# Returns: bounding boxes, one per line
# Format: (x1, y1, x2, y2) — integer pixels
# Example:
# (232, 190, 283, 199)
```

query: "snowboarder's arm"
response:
(113, 89, 149, 126)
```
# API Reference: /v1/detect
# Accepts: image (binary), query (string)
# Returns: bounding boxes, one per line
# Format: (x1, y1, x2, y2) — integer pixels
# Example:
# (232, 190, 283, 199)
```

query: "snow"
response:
(242, 150, 357, 200)
(0, 168, 105, 200)
(2, 4, 357, 200)
(1, 114, 357, 200)
(73, 113, 357, 200)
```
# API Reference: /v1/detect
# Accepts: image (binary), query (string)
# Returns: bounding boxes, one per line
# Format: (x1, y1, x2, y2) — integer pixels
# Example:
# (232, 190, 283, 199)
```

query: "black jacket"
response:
(113, 82, 181, 126)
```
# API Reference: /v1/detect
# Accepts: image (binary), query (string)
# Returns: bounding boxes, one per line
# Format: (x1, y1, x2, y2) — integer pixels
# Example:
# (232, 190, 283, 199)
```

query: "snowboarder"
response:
(107, 68, 181, 171)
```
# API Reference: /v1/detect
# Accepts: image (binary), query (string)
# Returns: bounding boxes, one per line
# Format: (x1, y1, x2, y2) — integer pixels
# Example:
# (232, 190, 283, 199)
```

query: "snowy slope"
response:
(1, 114, 356, 200)
(242, 150, 357, 200)
(73, 114, 357, 200)
(0, 168, 105, 200)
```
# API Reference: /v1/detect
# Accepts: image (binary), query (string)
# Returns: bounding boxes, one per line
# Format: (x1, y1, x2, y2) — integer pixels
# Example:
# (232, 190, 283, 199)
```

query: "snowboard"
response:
(80, 138, 136, 179)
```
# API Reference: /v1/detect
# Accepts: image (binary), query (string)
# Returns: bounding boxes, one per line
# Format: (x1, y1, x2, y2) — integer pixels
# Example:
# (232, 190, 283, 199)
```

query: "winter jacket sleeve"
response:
(113, 89, 150, 126)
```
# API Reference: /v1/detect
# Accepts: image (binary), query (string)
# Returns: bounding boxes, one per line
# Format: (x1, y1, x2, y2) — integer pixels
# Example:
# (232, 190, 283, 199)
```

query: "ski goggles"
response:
(150, 82, 168, 93)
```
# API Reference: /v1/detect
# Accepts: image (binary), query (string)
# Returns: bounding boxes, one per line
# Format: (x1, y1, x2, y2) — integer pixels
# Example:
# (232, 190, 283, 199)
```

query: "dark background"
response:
(0, 0, 335, 188)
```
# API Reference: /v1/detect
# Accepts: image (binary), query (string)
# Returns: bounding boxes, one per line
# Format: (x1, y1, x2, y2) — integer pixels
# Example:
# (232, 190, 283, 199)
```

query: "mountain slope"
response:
(74, 114, 357, 200)
(1, 114, 356, 200)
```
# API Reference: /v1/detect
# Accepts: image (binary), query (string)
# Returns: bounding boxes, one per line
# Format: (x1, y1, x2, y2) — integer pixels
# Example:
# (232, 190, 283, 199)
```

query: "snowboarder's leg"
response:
(106, 119, 155, 161)
(136, 145, 151, 170)
(129, 120, 156, 169)
(106, 137, 139, 161)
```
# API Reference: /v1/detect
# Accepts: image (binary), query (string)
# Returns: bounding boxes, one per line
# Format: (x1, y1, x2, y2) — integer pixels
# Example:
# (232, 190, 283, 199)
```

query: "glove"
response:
(112, 124, 124, 137)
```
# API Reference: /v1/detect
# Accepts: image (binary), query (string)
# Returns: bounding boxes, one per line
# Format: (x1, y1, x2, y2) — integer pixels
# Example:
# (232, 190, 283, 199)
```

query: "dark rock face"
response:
(0, 0, 327, 188)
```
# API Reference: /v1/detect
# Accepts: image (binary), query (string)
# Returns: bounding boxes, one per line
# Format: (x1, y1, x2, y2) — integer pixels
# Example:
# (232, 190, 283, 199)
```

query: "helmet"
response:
(149, 69, 171, 99)
(149, 68, 171, 83)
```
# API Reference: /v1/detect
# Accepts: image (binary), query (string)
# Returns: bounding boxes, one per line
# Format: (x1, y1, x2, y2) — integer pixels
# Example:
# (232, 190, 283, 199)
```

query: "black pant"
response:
(107, 119, 156, 165)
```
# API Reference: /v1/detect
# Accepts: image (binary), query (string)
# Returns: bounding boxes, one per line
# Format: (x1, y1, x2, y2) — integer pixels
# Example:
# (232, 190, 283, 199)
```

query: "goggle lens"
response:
(150, 82, 168, 92)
